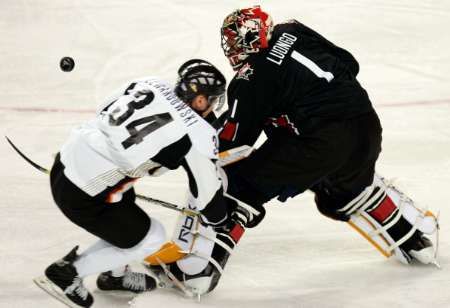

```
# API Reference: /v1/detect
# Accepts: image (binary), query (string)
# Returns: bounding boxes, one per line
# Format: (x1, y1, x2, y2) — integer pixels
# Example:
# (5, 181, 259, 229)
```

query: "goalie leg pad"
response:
(340, 174, 438, 264)
(175, 221, 244, 295)
(146, 209, 244, 296)
(144, 241, 186, 265)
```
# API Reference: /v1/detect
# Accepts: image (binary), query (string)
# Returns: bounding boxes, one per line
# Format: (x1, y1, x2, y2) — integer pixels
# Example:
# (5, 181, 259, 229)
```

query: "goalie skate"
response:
(144, 258, 196, 298)
(406, 232, 439, 266)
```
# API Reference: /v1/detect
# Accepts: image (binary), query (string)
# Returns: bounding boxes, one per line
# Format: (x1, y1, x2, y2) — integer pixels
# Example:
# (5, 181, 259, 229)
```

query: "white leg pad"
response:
(166, 208, 244, 295)
(375, 175, 437, 235)
(342, 174, 439, 264)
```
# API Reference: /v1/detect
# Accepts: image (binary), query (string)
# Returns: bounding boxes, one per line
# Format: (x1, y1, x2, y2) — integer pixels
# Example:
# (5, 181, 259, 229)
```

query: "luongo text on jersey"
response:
(266, 32, 297, 65)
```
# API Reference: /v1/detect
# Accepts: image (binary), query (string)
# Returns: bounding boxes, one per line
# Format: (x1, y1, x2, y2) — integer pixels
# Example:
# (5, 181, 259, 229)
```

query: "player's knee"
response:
(314, 193, 350, 222)
(127, 218, 166, 259)
(145, 218, 166, 250)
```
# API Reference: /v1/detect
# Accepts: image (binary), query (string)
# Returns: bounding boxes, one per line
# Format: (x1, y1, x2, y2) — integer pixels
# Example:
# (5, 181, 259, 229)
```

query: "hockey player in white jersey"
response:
(36, 59, 232, 307)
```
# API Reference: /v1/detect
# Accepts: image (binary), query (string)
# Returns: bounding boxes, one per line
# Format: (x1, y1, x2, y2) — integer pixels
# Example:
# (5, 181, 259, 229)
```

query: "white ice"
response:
(0, 1, 449, 307)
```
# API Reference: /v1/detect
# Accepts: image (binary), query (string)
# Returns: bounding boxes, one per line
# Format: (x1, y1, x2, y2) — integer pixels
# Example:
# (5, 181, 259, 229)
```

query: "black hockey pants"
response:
(50, 154, 151, 248)
(224, 110, 382, 222)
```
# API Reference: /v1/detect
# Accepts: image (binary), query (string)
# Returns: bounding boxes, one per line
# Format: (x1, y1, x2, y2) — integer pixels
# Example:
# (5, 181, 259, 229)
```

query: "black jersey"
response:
(219, 20, 374, 151)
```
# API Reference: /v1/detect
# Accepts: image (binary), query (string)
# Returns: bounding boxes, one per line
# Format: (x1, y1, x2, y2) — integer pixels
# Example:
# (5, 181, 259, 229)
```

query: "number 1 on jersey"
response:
(291, 50, 334, 82)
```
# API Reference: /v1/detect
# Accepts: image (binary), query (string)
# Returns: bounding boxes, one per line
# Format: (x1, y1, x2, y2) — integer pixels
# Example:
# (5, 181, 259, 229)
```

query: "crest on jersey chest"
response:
(236, 63, 254, 81)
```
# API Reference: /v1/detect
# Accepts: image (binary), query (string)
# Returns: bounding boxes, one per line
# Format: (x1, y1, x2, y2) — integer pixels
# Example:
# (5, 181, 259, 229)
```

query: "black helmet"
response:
(175, 59, 226, 111)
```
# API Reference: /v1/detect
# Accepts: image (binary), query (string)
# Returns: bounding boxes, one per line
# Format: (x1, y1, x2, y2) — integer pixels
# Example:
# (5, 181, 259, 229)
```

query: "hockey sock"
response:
(74, 218, 165, 278)
(111, 266, 127, 277)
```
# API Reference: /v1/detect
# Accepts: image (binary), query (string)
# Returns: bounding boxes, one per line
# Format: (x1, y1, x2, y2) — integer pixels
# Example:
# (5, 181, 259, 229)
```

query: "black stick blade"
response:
(5, 136, 50, 174)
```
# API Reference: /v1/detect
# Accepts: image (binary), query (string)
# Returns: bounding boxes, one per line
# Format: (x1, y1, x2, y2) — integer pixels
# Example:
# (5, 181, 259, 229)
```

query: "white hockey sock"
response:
(111, 266, 127, 277)
(74, 218, 165, 278)
(78, 239, 110, 256)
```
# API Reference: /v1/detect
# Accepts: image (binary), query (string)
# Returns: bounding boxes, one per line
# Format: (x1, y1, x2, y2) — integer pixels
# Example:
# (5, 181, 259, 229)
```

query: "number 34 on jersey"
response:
(97, 78, 218, 168)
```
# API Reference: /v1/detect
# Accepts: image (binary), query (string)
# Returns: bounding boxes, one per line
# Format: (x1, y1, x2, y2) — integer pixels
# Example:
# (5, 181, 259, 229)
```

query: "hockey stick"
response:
(134, 194, 199, 217)
(5, 136, 50, 174)
(5, 135, 198, 216)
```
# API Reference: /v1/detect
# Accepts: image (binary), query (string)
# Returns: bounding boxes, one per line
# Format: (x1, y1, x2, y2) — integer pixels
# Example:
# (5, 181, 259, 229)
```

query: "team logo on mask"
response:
(236, 63, 254, 80)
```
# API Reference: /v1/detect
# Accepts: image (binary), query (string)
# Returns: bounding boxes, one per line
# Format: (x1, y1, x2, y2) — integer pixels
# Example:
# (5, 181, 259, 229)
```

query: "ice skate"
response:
(401, 231, 439, 267)
(34, 246, 93, 308)
(96, 266, 157, 293)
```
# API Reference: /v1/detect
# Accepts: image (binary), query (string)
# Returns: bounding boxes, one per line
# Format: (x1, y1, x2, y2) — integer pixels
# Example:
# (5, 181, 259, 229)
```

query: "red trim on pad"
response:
(229, 224, 245, 243)
(369, 196, 396, 223)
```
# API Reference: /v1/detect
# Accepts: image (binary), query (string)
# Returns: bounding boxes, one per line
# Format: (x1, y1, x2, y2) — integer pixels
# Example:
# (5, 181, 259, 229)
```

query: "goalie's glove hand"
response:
(232, 204, 266, 228)
(197, 197, 242, 233)
(198, 211, 229, 230)
(227, 197, 266, 229)
(198, 195, 265, 230)
(199, 211, 246, 245)
(197, 194, 230, 231)
(198, 212, 244, 237)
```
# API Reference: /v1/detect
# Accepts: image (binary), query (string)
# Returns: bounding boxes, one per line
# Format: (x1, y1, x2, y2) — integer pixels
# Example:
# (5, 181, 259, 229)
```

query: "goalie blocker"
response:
(318, 174, 439, 265)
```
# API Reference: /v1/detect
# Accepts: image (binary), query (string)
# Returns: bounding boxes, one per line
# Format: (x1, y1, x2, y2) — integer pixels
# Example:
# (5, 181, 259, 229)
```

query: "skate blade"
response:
(431, 260, 441, 269)
(143, 262, 196, 298)
(33, 276, 81, 308)
(96, 288, 148, 297)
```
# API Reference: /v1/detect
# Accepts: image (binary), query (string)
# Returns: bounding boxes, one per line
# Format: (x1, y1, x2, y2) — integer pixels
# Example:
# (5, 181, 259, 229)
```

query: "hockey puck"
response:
(60, 57, 75, 72)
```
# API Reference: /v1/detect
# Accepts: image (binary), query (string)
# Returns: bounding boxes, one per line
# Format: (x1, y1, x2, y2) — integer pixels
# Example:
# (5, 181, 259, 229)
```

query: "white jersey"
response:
(60, 77, 223, 221)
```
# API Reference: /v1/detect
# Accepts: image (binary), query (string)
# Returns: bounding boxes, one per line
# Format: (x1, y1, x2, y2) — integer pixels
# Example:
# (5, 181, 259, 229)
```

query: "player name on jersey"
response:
(266, 32, 298, 65)
(152, 81, 199, 127)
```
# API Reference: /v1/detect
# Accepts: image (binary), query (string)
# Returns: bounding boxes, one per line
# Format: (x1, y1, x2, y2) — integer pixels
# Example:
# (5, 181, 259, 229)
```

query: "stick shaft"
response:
(136, 194, 199, 217)
(5, 136, 50, 174)
(5, 135, 197, 216)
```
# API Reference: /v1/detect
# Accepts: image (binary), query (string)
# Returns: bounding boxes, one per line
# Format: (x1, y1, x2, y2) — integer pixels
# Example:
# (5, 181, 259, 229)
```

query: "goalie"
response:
(215, 6, 439, 266)
(144, 9, 440, 294)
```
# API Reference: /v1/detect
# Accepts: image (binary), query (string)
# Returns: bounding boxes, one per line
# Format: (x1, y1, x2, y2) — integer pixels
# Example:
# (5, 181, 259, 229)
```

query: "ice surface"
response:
(0, 1, 449, 307)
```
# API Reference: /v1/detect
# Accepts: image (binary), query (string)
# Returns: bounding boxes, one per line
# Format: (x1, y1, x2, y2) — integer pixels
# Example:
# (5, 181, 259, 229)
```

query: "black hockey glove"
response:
(227, 197, 266, 228)
(198, 210, 244, 236)
(197, 187, 231, 228)
(198, 210, 230, 230)
(198, 194, 266, 231)
(197, 197, 239, 233)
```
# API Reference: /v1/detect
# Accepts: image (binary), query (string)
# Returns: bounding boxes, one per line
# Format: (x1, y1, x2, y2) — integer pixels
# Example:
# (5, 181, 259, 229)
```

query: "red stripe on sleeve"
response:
(219, 122, 237, 141)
